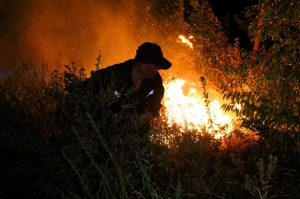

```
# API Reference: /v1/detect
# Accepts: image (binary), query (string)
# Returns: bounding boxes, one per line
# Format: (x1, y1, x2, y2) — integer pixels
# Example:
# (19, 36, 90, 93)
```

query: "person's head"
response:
(135, 42, 172, 78)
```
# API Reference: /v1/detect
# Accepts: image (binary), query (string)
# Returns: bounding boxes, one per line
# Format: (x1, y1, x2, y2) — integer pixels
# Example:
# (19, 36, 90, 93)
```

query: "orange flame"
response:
(178, 35, 193, 49)
(162, 78, 233, 138)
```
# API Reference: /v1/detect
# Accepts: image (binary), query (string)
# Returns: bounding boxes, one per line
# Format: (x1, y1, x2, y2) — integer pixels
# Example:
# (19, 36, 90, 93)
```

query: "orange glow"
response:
(178, 35, 193, 49)
(162, 78, 233, 138)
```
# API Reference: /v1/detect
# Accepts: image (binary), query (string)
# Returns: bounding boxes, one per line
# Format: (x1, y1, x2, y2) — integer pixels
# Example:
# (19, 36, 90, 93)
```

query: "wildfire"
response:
(157, 34, 238, 139)
(162, 78, 233, 138)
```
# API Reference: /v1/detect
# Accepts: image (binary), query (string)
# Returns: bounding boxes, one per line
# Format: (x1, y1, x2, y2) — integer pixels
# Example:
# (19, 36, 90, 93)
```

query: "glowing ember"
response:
(162, 78, 233, 138)
(178, 35, 193, 49)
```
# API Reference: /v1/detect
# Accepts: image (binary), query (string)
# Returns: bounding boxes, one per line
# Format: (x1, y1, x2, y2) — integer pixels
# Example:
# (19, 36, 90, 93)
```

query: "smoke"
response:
(0, 0, 158, 72)
(0, 0, 235, 118)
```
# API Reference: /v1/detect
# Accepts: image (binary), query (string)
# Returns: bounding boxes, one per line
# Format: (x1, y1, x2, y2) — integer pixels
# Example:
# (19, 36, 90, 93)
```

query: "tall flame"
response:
(163, 35, 236, 138)
(162, 78, 233, 138)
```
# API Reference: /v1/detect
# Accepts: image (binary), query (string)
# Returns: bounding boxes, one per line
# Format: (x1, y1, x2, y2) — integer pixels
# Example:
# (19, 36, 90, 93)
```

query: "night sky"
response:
(0, 0, 257, 76)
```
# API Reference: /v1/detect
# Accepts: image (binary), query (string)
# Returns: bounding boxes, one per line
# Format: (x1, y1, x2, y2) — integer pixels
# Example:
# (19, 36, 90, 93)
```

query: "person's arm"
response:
(145, 81, 164, 119)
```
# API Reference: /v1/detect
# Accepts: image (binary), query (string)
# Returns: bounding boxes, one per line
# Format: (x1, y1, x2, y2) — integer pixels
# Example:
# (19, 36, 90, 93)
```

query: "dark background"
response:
(208, 0, 258, 49)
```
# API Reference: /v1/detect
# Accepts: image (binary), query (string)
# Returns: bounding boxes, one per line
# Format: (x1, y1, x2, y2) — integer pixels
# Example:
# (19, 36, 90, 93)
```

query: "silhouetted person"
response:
(83, 42, 172, 127)
(82, 42, 172, 195)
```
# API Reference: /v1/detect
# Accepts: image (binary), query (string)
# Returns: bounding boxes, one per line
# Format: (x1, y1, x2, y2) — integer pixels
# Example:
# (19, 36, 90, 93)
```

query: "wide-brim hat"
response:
(135, 42, 172, 70)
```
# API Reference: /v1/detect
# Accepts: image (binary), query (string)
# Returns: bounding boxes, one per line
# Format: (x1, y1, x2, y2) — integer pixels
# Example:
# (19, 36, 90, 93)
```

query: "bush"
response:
(1, 59, 300, 198)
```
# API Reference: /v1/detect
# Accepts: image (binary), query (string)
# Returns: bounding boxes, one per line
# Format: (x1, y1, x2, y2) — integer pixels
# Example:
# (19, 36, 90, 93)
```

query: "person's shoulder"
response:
(106, 59, 134, 70)
(96, 59, 134, 73)
(94, 59, 134, 75)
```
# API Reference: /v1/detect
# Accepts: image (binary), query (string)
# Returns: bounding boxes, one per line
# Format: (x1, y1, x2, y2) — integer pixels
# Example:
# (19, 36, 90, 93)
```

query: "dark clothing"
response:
(82, 59, 159, 196)
(83, 59, 164, 117)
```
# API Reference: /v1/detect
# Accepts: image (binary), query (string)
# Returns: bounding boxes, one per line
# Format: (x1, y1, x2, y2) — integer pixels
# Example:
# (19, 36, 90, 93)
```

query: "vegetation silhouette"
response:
(1, 0, 300, 198)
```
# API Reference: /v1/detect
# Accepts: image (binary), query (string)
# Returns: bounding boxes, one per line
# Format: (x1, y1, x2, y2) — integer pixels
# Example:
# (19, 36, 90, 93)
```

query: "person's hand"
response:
(129, 111, 153, 129)
(135, 111, 154, 129)
(143, 111, 154, 123)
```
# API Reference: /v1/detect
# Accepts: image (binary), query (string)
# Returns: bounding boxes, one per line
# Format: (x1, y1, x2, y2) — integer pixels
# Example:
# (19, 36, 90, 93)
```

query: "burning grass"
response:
(162, 78, 235, 138)
(0, 61, 298, 198)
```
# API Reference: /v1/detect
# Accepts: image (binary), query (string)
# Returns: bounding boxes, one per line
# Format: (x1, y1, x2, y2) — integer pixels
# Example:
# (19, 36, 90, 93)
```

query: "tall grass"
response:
(1, 60, 299, 199)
